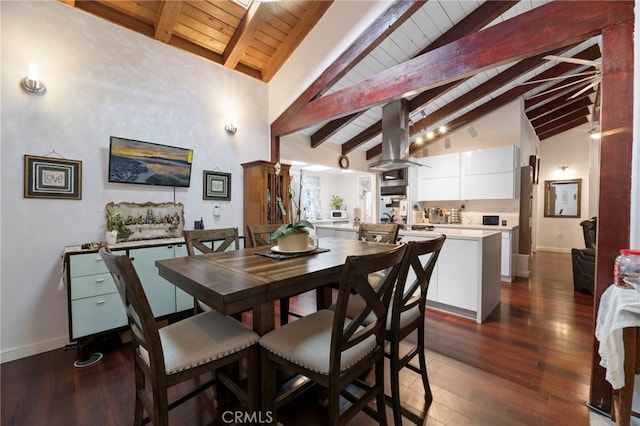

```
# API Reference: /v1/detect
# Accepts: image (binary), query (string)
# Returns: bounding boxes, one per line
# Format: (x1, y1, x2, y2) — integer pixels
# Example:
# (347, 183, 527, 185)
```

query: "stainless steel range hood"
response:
(369, 98, 424, 171)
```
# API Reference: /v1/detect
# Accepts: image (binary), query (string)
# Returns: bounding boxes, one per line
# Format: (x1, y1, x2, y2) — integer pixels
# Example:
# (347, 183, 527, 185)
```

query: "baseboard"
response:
(535, 247, 572, 254)
(0, 335, 68, 364)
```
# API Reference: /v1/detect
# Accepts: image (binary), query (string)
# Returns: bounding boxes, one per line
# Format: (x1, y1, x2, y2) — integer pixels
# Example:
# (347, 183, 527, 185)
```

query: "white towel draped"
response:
(595, 284, 640, 389)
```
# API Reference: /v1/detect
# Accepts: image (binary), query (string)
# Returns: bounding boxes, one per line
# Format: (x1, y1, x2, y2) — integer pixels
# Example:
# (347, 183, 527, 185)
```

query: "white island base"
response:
(316, 225, 502, 323)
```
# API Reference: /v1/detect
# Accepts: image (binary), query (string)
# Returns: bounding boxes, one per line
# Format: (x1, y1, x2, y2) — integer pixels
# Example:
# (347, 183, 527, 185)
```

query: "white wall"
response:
(535, 125, 592, 252)
(0, 1, 269, 361)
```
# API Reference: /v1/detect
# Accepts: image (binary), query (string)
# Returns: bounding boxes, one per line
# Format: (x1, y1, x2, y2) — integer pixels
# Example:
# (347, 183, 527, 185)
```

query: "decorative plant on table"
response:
(330, 195, 344, 210)
(105, 211, 122, 244)
(272, 170, 314, 248)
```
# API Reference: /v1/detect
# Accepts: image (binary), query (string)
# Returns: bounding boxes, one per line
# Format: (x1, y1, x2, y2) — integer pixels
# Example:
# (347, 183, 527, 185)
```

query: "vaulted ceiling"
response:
(59, 0, 630, 163)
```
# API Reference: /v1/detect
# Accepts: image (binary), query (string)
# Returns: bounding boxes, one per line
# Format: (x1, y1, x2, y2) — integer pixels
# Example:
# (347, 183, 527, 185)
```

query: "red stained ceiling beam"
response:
(271, 1, 425, 134)
(537, 116, 589, 140)
(534, 108, 591, 134)
(529, 97, 593, 127)
(313, 0, 518, 151)
(274, 1, 632, 137)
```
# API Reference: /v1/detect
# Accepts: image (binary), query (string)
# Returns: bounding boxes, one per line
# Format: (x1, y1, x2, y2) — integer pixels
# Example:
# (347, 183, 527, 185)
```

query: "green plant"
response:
(105, 211, 122, 232)
(271, 169, 314, 239)
(330, 195, 344, 208)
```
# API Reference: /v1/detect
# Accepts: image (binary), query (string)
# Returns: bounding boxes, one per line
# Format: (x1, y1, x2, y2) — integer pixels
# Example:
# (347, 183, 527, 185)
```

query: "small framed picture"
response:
(203, 170, 231, 200)
(24, 155, 82, 200)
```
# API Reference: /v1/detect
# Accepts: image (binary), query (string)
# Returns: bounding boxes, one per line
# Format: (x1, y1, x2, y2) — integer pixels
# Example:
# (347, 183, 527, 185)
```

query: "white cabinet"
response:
(416, 153, 460, 201)
(500, 229, 518, 282)
(436, 238, 479, 311)
(399, 231, 501, 323)
(65, 240, 194, 344)
(130, 246, 183, 317)
(414, 145, 518, 201)
(68, 252, 127, 340)
(316, 227, 357, 240)
(460, 145, 518, 200)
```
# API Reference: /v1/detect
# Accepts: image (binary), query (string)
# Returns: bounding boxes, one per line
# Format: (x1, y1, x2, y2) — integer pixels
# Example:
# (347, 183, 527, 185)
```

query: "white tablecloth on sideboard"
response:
(595, 284, 640, 389)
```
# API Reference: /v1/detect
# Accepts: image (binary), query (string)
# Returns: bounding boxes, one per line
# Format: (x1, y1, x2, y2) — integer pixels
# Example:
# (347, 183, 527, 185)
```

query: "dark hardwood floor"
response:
(1, 251, 597, 425)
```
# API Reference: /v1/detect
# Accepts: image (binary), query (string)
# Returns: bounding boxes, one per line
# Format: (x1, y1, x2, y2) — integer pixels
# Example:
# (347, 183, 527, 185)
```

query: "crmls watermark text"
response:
(222, 411, 274, 424)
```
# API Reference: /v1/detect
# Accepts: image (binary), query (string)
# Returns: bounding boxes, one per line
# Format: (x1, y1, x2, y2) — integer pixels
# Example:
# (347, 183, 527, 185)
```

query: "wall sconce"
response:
(559, 166, 569, 172)
(224, 123, 237, 135)
(21, 63, 46, 95)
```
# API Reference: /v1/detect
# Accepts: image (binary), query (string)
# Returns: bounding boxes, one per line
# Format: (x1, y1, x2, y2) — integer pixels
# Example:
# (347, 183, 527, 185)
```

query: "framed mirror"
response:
(544, 179, 581, 218)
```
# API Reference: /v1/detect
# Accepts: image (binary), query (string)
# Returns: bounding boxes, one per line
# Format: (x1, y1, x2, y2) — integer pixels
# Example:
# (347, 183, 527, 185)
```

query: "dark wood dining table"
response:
(156, 237, 396, 335)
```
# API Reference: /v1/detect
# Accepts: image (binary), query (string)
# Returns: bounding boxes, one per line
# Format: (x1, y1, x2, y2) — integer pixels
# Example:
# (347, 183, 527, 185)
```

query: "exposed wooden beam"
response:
(590, 18, 635, 414)
(537, 116, 589, 140)
(223, 2, 268, 69)
(75, 1, 154, 37)
(409, 50, 565, 135)
(154, 1, 182, 43)
(310, 112, 363, 148)
(313, 0, 518, 150)
(524, 81, 596, 114)
(534, 108, 590, 134)
(366, 45, 606, 160)
(271, 0, 425, 140)
(528, 97, 593, 127)
(275, 1, 632, 137)
(262, 1, 333, 82)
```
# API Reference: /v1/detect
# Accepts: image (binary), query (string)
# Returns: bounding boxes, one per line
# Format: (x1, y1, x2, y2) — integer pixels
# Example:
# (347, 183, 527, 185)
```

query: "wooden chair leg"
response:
(280, 297, 290, 325)
(134, 363, 145, 426)
(375, 358, 388, 426)
(388, 340, 403, 426)
(261, 351, 277, 421)
(417, 326, 433, 403)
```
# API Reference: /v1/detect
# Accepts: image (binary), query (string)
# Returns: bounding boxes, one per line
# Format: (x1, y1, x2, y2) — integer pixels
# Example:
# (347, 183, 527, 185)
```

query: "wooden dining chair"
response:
(183, 227, 241, 313)
(386, 235, 446, 424)
(357, 222, 399, 244)
(245, 224, 280, 248)
(333, 235, 446, 424)
(259, 244, 408, 425)
(183, 227, 240, 256)
(99, 247, 259, 426)
(246, 224, 299, 325)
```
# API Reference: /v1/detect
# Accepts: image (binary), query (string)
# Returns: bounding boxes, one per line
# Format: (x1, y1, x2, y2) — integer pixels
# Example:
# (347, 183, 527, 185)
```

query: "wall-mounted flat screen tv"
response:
(108, 136, 193, 187)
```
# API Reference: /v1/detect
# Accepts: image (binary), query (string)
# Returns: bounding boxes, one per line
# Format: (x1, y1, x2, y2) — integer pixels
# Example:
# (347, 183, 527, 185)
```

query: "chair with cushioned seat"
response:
(99, 247, 259, 426)
(332, 235, 446, 424)
(357, 222, 399, 244)
(246, 224, 301, 325)
(259, 243, 407, 426)
(183, 227, 241, 313)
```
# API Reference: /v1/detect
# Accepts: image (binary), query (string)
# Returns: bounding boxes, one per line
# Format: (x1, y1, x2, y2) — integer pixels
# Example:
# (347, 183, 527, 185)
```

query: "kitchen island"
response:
(315, 224, 501, 323)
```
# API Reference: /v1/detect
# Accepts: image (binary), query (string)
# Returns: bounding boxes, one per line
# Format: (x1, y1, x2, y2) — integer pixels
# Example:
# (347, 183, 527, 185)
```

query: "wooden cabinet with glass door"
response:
(242, 160, 291, 226)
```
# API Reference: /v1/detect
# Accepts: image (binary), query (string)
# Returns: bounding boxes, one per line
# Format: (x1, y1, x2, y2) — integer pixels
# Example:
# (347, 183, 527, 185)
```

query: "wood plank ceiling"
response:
(59, 0, 607, 160)
(59, 0, 332, 82)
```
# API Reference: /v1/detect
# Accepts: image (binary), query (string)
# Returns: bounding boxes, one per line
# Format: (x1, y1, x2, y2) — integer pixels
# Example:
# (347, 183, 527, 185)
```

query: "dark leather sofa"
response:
(571, 217, 597, 294)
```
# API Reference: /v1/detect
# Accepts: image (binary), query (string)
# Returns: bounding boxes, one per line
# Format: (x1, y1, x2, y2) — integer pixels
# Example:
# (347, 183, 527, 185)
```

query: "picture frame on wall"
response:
(203, 170, 231, 200)
(24, 155, 82, 200)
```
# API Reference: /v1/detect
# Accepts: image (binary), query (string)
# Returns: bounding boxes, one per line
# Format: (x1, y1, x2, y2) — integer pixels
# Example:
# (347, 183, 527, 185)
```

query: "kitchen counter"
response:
(315, 223, 501, 323)
(415, 222, 518, 231)
(314, 223, 501, 240)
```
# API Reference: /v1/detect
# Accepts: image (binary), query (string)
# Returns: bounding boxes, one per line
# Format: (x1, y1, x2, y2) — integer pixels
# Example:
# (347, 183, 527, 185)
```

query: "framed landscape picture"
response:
(24, 155, 82, 200)
(203, 170, 231, 200)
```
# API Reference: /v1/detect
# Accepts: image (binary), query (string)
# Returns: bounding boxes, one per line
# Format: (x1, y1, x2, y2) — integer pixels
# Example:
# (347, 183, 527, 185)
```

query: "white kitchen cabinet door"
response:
(460, 172, 515, 200)
(436, 239, 478, 311)
(130, 246, 177, 317)
(417, 153, 460, 178)
(416, 176, 460, 201)
(335, 230, 357, 240)
(317, 228, 336, 238)
(460, 145, 516, 175)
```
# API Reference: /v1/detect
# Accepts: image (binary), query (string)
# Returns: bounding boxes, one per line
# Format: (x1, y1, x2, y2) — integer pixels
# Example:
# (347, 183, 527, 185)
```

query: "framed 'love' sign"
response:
(24, 155, 82, 200)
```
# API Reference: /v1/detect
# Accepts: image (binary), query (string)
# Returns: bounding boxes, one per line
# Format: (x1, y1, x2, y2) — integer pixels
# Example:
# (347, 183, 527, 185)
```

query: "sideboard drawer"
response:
(71, 293, 127, 339)
(69, 253, 110, 277)
(70, 273, 117, 300)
